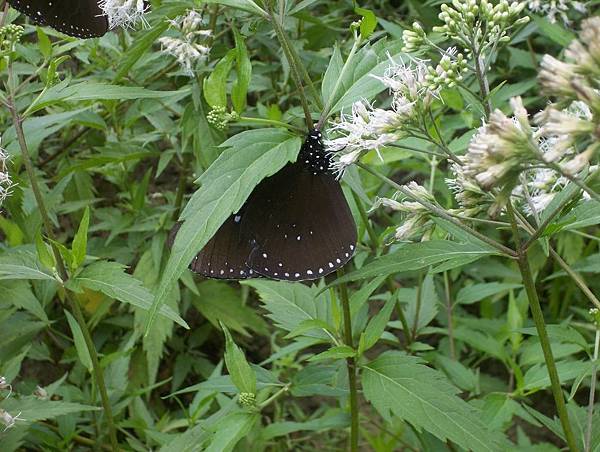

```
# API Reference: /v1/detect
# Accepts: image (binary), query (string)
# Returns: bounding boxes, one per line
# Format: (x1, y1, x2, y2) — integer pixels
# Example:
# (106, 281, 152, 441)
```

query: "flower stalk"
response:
(506, 201, 578, 451)
(6, 66, 119, 451)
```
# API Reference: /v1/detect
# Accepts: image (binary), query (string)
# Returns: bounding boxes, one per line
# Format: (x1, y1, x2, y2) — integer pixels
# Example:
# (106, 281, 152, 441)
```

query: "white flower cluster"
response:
(526, 0, 586, 25)
(372, 182, 436, 241)
(158, 10, 212, 76)
(99, 0, 149, 29)
(0, 141, 13, 208)
(325, 54, 463, 175)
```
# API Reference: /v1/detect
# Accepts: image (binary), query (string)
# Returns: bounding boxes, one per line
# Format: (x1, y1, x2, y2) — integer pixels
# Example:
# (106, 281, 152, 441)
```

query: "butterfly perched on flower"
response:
(169, 129, 357, 281)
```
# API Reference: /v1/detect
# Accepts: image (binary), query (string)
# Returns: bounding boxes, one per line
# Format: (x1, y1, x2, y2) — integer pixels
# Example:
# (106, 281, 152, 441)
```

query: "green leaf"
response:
(148, 129, 301, 334)
(0, 281, 48, 321)
(360, 296, 396, 354)
(0, 250, 55, 281)
(261, 412, 350, 440)
(322, 45, 343, 106)
(243, 279, 334, 341)
(35, 27, 52, 58)
(1, 397, 99, 421)
(202, 0, 267, 17)
(334, 241, 497, 284)
(71, 207, 89, 270)
(308, 345, 355, 361)
(362, 352, 509, 451)
(68, 260, 188, 328)
(191, 281, 268, 336)
(64, 310, 92, 372)
(232, 28, 252, 113)
(35, 233, 55, 271)
(532, 15, 575, 47)
(456, 282, 522, 305)
(205, 411, 259, 452)
(115, 20, 171, 81)
(29, 81, 186, 115)
(204, 49, 237, 108)
(523, 361, 591, 391)
(330, 39, 404, 114)
(221, 323, 257, 394)
(355, 7, 378, 38)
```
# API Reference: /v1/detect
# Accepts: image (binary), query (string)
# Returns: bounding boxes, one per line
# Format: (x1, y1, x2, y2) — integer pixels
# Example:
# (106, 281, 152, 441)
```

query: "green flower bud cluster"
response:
(433, 0, 529, 58)
(238, 392, 256, 408)
(1, 24, 24, 55)
(207, 106, 239, 130)
(402, 22, 426, 53)
(590, 308, 600, 328)
(425, 50, 468, 91)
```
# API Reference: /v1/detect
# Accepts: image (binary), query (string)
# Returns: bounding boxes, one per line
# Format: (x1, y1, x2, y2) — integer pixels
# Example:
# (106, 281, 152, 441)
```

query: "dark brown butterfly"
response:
(169, 129, 357, 282)
(8, 0, 109, 38)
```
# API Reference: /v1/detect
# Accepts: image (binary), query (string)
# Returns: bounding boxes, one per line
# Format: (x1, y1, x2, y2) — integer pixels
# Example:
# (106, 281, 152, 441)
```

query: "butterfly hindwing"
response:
(168, 215, 257, 280)
(9, 0, 108, 38)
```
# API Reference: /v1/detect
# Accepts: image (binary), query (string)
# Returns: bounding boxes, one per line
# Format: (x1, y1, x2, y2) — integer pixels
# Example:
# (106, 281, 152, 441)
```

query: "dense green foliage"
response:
(2, 0, 600, 450)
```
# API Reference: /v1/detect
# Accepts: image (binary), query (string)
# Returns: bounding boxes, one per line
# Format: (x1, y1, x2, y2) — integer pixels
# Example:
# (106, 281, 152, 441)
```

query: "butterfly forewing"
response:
(242, 130, 357, 281)
(9, 0, 108, 38)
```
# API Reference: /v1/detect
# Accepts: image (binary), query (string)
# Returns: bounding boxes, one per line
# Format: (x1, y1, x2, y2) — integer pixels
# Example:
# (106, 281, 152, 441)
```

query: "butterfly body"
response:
(171, 129, 357, 281)
(9, 0, 109, 38)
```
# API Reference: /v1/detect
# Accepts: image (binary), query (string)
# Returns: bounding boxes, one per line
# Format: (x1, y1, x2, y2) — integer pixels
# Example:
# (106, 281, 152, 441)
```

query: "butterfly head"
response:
(299, 129, 333, 175)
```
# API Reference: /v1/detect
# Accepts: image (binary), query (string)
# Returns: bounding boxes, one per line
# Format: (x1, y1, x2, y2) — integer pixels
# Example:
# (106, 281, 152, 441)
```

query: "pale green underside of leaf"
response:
(362, 352, 510, 452)
(148, 129, 301, 334)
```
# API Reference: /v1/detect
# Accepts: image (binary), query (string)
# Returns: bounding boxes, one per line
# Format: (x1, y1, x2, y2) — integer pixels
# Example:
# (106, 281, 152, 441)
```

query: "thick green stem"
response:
(338, 270, 359, 452)
(7, 69, 119, 451)
(506, 202, 578, 451)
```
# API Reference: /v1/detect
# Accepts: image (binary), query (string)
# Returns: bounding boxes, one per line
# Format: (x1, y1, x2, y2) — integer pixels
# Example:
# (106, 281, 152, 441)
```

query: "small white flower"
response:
(0, 409, 25, 431)
(99, 0, 149, 29)
(526, 0, 586, 25)
(158, 10, 212, 76)
(0, 141, 14, 207)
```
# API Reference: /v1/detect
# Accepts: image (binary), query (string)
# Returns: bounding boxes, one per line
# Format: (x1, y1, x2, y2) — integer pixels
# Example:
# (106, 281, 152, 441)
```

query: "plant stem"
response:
(7, 68, 119, 451)
(585, 329, 599, 452)
(506, 201, 578, 451)
(473, 50, 492, 117)
(351, 191, 378, 253)
(387, 279, 412, 347)
(356, 162, 517, 257)
(338, 269, 359, 452)
(444, 272, 456, 359)
(268, 7, 313, 130)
